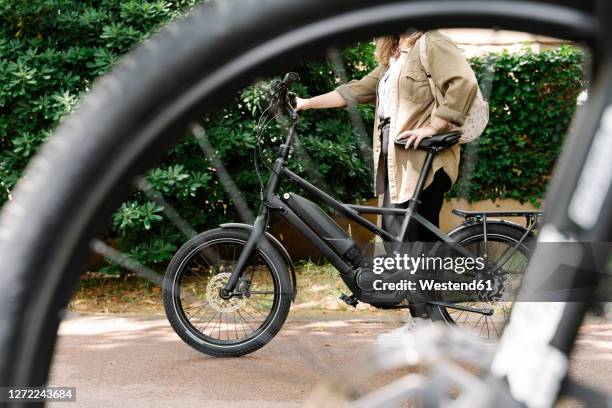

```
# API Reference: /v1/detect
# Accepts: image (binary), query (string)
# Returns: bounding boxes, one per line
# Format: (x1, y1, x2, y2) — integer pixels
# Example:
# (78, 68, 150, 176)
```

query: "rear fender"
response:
(220, 223, 297, 302)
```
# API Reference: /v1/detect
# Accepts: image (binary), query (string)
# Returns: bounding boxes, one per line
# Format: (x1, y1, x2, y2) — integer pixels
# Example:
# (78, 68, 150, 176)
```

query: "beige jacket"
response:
(335, 31, 478, 204)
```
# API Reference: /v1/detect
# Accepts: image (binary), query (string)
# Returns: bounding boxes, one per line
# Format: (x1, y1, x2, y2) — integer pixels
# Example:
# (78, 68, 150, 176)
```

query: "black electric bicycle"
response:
(163, 73, 540, 357)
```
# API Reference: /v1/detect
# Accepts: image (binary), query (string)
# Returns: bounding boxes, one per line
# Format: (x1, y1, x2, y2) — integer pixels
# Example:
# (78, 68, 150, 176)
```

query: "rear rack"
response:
(452, 209, 543, 228)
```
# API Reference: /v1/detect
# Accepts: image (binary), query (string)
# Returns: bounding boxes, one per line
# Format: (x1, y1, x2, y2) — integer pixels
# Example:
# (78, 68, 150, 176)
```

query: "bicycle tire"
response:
(0, 0, 597, 391)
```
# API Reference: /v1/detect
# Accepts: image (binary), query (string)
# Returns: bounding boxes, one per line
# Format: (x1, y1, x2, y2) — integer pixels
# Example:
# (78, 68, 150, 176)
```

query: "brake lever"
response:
(287, 91, 297, 108)
(286, 91, 299, 122)
(286, 104, 299, 122)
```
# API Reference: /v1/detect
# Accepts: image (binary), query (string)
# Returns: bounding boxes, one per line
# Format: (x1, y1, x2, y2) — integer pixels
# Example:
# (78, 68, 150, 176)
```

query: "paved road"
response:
(48, 313, 611, 407)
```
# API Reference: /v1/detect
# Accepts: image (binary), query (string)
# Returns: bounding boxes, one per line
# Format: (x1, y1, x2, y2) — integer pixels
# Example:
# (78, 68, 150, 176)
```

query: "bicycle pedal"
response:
(339, 293, 358, 308)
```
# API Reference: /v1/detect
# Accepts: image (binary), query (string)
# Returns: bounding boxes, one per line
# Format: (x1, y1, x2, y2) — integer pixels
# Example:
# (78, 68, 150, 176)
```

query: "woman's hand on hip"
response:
(396, 125, 436, 149)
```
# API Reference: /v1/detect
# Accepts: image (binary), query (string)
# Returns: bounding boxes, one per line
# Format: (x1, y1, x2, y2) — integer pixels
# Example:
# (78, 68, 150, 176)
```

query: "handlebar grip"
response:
(283, 72, 300, 87)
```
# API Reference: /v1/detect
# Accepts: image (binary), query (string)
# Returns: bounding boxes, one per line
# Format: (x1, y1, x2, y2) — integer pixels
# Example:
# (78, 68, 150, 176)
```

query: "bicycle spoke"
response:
(187, 302, 210, 319)
(225, 312, 230, 341)
(244, 299, 271, 319)
(186, 262, 208, 281)
(233, 311, 239, 340)
(198, 311, 218, 334)
(236, 310, 256, 333)
(490, 316, 500, 337)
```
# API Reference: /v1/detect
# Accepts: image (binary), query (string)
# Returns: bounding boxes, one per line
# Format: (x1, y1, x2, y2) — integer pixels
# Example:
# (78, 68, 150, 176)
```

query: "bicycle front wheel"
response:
(164, 228, 292, 357)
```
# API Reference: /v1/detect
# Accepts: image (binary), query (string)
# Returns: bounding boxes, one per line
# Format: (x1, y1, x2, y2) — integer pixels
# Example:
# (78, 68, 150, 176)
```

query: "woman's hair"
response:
(375, 31, 423, 65)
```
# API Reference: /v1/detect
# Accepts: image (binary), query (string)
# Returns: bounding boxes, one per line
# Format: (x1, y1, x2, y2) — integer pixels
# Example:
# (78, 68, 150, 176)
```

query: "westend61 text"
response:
(373, 279, 494, 292)
(372, 254, 486, 275)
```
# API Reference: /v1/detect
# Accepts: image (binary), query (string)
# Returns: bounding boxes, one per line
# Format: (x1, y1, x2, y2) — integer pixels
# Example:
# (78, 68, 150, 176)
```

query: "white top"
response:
(377, 56, 400, 119)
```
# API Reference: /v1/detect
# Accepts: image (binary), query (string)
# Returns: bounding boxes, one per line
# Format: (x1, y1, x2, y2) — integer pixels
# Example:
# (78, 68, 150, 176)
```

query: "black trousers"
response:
(379, 121, 451, 318)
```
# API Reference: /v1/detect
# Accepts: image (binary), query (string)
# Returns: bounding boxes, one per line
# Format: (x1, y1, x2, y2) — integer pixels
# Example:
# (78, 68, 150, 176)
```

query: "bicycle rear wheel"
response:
(429, 222, 533, 343)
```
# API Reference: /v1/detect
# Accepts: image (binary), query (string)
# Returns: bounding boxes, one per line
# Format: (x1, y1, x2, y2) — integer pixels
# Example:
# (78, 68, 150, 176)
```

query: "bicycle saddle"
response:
(394, 131, 462, 152)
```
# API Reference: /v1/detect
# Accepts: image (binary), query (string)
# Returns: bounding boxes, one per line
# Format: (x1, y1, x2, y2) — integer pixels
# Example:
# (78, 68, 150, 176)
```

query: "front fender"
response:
(220, 223, 297, 302)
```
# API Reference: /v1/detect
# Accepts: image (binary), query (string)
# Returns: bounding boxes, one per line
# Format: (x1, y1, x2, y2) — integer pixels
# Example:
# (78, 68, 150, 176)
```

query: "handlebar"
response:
(270, 72, 299, 92)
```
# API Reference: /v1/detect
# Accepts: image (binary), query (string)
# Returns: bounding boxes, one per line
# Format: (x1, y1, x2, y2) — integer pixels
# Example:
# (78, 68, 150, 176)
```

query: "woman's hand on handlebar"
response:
(294, 97, 310, 112)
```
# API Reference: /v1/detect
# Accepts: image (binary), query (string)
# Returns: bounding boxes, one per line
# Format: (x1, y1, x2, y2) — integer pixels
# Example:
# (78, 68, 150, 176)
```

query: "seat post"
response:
(397, 150, 435, 241)
(409, 150, 435, 211)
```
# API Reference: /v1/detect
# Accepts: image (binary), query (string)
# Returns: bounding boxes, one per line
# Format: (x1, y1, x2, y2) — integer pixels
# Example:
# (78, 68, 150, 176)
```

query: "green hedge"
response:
(455, 46, 585, 203)
(0, 1, 584, 271)
(0, 0, 202, 197)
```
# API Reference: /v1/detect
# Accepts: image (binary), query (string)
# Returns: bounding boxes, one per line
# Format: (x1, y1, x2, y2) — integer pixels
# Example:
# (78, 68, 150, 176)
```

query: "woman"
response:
(295, 30, 479, 346)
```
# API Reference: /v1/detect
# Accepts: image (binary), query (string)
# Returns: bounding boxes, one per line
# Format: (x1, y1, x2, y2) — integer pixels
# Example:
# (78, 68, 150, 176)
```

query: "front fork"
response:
(220, 205, 270, 298)
(220, 128, 293, 298)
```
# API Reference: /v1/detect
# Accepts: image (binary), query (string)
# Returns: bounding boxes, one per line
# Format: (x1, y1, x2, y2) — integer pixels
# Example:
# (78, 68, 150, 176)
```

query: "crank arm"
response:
(427, 301, 494, 316)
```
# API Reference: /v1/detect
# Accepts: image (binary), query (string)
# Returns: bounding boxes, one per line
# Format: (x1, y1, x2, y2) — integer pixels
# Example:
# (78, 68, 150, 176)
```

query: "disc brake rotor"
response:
(206, 272, 247, 312)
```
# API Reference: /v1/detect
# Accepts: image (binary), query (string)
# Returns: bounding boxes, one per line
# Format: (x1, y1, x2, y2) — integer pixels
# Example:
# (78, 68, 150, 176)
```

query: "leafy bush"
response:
(0, 0, 201, 202)
(454, 46, 585, 204)
(0, 1, 584, 271)
(0, 0, 202, 271)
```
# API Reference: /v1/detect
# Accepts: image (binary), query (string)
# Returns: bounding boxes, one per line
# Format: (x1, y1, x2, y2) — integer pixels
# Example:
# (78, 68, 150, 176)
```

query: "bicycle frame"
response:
(222, 120, 532, 299)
